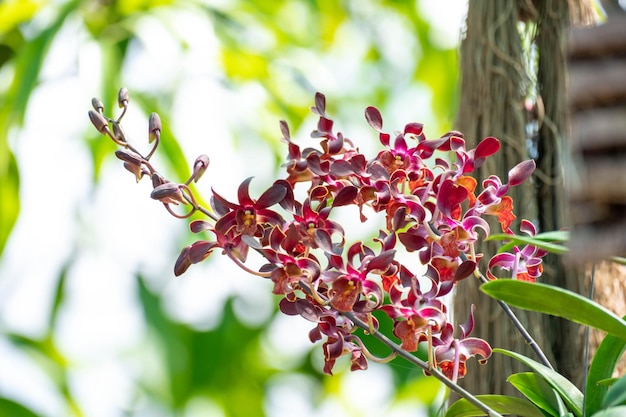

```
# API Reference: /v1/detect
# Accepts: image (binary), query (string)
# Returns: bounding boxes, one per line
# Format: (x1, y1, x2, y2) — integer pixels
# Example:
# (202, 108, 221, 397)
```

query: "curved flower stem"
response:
(342, 309, 503, 417)
(226, 250, 272, 278)
(468, 254, 554, 370)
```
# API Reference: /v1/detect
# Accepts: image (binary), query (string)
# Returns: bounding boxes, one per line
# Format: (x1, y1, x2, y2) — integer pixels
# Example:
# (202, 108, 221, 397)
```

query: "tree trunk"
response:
(453, 0, 594, 397)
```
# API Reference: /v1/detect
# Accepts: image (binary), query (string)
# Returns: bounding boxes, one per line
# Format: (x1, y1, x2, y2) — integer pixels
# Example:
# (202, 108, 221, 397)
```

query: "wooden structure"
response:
(567, 14, 626, 262)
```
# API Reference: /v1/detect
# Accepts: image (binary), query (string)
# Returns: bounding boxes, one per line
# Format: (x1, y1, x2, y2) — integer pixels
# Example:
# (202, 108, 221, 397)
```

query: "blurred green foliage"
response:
(0, 0, 462, 416)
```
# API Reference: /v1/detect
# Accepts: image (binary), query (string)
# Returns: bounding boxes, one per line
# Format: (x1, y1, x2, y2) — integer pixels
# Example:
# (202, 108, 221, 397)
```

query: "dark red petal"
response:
(454, 260, 477, 282)
(460, 305, 476, 338)
(189, 240, 217, 263)
(317, 117, 334, 135)
(404, 122, 423, 136)
(311, 92, 326, 116)
(333, 185, 358, 207)
(367, 250, 396, 272)
(398, 232, 428, 252)
(475, 136, 500, 159)
(436, 179, 468, 218)
(279, 120, 290, 140)
(237, 177, 254, 206)
(256, 182, 288, 209)
(295, 298, 320, 322)
(279, 297, 299, 315)
(211, 189, 238, 213)
(190, 220, 212, 233)
(313, 229, 334, 253)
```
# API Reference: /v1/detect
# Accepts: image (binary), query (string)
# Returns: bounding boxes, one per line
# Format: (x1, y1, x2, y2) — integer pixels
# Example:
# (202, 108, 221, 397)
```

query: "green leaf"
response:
(488, 233, 569, 254)
(445, 395, 545, 417)
(603, 375, 626, 408)
(590, 406, 626, 417)
(0, 397, 40, 417)
(508, 372, 562, 416)
(610, 257, 626, 266)
(480, 280, 626, 341)
(494, 349, 583, 417)
(585, 326, 626, 416)
(0, 152, 19, 256)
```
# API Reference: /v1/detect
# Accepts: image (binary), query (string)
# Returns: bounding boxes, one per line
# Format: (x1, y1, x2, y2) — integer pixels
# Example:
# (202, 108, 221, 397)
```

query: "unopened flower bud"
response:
(118, 87, 129, 108)
(148, 112, 162, 143)
(123, 161, 144, 182)
(192, 154, 210, 183)
(111, 121, 127, 143)
(152, 172, 166, 189)
(91, 97, 104, 113)
(115, 149, 143, 166)
(88, 110, 109, 134)
(151, 182, 187, 205)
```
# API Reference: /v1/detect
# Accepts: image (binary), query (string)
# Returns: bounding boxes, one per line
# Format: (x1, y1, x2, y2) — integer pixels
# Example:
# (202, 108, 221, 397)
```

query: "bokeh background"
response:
(0, 1, 466, 416)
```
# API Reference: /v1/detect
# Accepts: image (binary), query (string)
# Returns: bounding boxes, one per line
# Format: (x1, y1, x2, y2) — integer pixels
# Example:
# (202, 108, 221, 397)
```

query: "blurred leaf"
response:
(0, 397, 41, 417)
(0, 0, 77, 256)
(481, 280, 626, 341)
(590, 406, 626, 417)
(488, 233, 569, 255)
(221, 48, 270, 81)
(0, 0, 43, 34)
(494, 349, 583, 417)
(137, 275, 273, 416)
(585, 324, 626, 416)
(445, 395, 545, 417)
(0, 152, 19, 256)
(610, 257, 626, 266)
(48, 259, 71, 330)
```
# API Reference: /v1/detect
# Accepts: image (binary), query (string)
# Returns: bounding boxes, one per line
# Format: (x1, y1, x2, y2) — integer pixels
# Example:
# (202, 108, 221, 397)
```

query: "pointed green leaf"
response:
(508, 372, 562, 416)
(603, 375, 626, 408)
(445, 395, 545, 417)
(481, 280, 626, 341)
(585, 325, 626, 416)
(590, 406, 626, 417)
(495, 349, 583, 417)
(488, 233, 569, 254)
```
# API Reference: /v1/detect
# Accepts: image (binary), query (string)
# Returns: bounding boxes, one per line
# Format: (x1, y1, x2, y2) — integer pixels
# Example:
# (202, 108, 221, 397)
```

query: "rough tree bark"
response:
(453, 0, 594, 397)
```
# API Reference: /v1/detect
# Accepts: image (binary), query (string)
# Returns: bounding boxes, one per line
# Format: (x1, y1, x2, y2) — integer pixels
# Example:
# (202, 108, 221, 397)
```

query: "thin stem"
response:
(342, 309, 503, 417)
(297, 281, 503, 417)
(226, 250, 272, 278)
(472, 262, 554, 370)
(582, 262, 596, 416)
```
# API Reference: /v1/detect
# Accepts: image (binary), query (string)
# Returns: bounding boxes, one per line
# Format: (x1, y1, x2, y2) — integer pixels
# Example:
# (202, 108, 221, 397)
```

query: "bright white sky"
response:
(0, 1, 467, 416)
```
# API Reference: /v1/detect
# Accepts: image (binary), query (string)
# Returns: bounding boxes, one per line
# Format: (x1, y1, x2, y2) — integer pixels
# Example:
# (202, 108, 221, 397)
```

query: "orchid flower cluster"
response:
(88, 88, 544, 383)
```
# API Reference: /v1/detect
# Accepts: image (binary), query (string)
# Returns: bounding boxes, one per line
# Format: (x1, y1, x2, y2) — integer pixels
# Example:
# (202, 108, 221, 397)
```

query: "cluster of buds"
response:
(88, 89, 545, 382)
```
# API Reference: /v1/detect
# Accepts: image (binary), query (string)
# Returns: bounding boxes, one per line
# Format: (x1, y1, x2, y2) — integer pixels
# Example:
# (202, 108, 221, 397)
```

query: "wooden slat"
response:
(568, 59, 626, 109)
(570, 106, 626, 151)
(568, 16, 626, 59)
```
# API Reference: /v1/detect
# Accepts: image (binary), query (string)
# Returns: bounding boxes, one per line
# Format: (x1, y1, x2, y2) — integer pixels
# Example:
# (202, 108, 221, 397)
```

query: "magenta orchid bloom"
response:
(487, 219, 547, 281)
(212, 177, 287, 237)
(433, 305, 492, 382)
